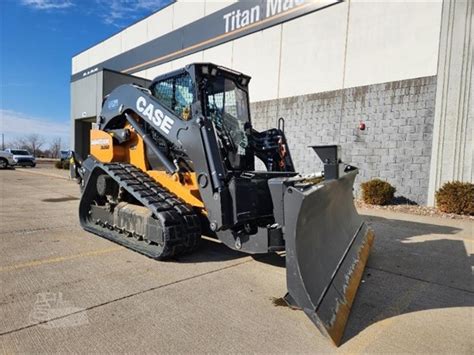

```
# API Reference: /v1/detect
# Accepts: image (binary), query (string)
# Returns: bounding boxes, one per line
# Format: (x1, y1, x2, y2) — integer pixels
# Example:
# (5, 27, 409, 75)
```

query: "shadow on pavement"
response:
(177, 236, 287, 266)
(154, 212, 473, 346)
(177, 237, 247, 263)
(342, 214, 472, 343)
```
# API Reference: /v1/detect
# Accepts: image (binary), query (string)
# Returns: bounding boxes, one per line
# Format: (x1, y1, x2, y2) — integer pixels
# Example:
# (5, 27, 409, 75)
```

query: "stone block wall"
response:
(250, 76, 437, 204)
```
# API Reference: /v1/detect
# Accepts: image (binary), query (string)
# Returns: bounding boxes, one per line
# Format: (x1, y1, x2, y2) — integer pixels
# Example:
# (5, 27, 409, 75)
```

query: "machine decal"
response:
(108, 99, 119, 110)
(136, 96, 174, 135)
(91, 138, 110, 149)
(91, 138, 109, 145)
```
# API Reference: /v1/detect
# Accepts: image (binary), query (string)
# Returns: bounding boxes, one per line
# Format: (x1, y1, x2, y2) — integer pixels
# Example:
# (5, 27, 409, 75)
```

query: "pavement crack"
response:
(366, 265, 474, 294)
(0, 258, 253, 337)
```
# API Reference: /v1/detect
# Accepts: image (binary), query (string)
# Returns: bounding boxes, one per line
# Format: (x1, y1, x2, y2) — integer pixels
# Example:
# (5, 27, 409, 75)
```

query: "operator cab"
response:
(149, 63, 254, 171)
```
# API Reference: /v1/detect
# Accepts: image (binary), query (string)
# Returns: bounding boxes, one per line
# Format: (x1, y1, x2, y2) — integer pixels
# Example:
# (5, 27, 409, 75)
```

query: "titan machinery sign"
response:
(72, 0, 341, 82)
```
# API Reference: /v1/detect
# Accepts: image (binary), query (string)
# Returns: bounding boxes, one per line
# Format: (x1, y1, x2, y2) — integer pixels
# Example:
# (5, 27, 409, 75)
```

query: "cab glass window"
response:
(152, 74, 194, 120)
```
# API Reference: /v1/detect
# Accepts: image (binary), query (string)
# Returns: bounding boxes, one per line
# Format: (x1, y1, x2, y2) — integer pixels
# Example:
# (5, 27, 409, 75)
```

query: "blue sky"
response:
(0, 0, 170, 148)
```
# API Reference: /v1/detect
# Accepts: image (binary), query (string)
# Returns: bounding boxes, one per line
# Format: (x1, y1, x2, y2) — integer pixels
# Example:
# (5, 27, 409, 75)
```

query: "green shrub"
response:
(435, 181, 474, 215)
(360, 179, 396, 205)
(54, 160, 70, 170)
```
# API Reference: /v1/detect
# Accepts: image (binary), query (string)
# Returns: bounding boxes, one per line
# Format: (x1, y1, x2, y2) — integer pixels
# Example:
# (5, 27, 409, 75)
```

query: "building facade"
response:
(71, 0, 473, 205)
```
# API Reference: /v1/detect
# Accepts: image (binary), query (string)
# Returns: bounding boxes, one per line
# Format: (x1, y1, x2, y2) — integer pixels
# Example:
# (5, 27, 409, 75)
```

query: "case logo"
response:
(136, 96, 174, 135)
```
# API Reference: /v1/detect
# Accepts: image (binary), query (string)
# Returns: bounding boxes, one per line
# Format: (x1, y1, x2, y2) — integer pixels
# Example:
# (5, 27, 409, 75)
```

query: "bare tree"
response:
(17, 134, 45, 157)
(50, 137, 62, 159)
(8, 138, 28, 150)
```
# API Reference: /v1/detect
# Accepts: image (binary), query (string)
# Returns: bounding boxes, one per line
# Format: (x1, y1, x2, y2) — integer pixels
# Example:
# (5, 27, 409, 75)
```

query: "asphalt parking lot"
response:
(1, 167, 473, 354)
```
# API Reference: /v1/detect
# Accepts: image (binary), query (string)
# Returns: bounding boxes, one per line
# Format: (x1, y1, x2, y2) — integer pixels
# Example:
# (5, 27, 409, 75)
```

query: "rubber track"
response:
(82, 163, 201, 259)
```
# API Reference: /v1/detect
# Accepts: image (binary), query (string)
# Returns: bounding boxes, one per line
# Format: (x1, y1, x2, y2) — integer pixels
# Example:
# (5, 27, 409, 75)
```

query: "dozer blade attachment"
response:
(282, 170, 374, 345)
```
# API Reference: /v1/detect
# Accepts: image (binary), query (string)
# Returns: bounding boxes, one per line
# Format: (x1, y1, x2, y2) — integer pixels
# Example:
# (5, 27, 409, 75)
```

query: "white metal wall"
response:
(73, 0, 443, 102)
(71, 0, 237, 74)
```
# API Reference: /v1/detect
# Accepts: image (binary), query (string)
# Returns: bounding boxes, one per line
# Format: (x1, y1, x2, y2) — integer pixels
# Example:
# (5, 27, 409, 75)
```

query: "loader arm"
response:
(100, 84, 233, 230)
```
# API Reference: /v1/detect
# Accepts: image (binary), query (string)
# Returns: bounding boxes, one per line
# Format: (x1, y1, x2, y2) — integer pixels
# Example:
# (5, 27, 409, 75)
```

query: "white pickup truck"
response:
(0, 150, 17, 168)
(5, 149, 36, 167)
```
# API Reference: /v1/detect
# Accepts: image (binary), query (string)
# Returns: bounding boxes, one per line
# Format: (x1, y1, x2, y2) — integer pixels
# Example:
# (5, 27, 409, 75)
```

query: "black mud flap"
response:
(282, 170, 374, 345)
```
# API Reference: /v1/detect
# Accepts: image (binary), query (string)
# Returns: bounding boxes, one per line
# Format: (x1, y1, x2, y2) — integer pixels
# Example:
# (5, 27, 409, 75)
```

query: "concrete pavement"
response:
(0, 168, 472, 353)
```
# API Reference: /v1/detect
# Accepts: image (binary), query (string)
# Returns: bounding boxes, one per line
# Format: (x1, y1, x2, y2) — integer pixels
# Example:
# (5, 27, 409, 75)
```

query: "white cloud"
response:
(20, 0, 169, 27)
(21, 0, 74, 10)
(0, 109, 70, 146)
(95, 0, 169, 27)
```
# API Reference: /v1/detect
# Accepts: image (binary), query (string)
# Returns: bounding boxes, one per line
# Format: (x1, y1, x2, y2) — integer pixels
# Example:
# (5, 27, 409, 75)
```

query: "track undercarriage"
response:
(79, 162, 201, 259)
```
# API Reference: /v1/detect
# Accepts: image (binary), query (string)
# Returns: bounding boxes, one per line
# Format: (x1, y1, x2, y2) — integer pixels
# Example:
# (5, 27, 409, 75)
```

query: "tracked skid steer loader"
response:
(72, 63, 374, 345)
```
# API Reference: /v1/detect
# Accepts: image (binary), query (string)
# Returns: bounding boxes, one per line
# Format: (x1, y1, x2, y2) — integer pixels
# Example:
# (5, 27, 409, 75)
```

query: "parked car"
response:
(5, 149, 36, 167)
(0, 150, 16, 169)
